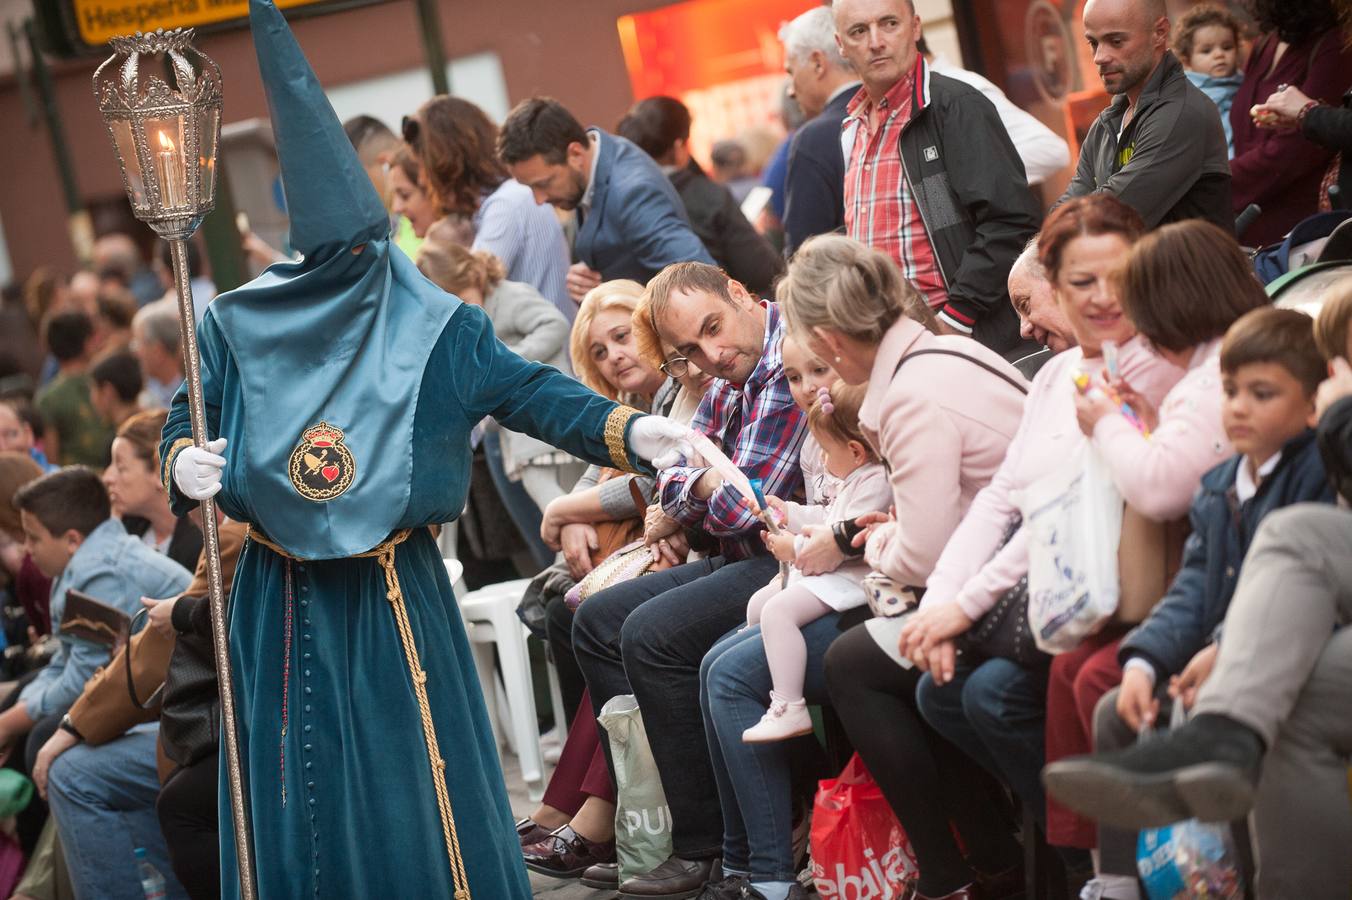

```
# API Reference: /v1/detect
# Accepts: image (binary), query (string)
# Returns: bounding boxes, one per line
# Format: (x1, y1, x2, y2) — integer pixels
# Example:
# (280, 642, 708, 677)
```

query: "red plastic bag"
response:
(811, 753, 918, 899)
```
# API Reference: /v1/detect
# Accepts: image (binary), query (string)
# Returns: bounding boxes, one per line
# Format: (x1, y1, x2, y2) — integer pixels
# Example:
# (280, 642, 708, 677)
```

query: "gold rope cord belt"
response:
(246, 527, 472, 899)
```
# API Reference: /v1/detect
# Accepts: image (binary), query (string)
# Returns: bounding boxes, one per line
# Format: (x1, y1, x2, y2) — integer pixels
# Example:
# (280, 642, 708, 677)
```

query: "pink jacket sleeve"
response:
(862, 391, 966, 587)
(1091, 370, 1230, 522)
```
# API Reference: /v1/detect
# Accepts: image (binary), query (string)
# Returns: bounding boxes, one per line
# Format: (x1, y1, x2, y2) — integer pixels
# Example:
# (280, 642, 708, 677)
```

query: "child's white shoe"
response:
(742, 691, 813, 743)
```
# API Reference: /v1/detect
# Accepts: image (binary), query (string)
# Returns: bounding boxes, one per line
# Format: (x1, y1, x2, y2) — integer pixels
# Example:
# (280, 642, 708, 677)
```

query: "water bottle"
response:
(135, 847, 167, 900)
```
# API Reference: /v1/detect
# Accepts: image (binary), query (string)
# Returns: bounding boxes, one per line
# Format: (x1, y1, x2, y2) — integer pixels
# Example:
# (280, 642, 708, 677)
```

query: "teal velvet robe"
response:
(162, 301, 644, 899)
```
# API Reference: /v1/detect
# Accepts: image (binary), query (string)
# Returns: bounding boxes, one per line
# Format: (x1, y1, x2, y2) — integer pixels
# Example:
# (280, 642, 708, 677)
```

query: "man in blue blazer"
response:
(499, 97, 715, 304)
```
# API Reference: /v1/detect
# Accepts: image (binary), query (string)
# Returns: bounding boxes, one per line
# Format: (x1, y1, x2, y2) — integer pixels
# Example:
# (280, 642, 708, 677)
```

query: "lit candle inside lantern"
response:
(156, 130, 185, 208)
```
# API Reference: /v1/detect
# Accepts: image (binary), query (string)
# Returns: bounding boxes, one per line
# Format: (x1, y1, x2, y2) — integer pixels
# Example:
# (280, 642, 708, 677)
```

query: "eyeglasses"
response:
(401, 115, 421, 146)
(660, 357, 690, 378)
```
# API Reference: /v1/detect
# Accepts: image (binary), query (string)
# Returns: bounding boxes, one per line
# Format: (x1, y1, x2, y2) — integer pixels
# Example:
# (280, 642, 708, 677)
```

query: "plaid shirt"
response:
(659, 302, 806, 560)
(843, 58, 948, 313)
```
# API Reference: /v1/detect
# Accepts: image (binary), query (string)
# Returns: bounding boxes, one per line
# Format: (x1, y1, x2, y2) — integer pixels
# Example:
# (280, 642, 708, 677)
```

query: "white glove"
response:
(628, 416, 693, 470)
(173, 438, 227, 500)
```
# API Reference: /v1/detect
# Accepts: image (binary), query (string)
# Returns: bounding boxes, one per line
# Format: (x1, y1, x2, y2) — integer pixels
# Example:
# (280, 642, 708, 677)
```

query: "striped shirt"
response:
(659, 302, 807, 560)
(474, 179, 574, 322)
(843, 62, 947, 311)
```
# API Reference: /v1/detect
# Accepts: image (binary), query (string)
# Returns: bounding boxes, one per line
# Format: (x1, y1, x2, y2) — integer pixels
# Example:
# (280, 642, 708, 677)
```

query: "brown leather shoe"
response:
(522, 824, 616, 879)
(580, 861, 620, 889)
(515, 816, 553, 848)
(618, 856, 716, 898)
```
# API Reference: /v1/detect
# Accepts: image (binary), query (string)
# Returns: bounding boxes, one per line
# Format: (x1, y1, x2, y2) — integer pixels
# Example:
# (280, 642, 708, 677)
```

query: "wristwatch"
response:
(58, 714, 84, 742)
(831, 520, 866, 558)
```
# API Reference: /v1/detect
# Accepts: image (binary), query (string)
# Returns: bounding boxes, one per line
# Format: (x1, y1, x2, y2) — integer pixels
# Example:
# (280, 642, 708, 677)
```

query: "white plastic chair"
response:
(443, 563, 545, 799)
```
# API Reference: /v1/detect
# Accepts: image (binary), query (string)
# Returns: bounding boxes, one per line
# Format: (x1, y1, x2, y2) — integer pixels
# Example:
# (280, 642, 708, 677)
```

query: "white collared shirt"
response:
(579, 130, 602, 216)
(1235, 451, 1282, 505)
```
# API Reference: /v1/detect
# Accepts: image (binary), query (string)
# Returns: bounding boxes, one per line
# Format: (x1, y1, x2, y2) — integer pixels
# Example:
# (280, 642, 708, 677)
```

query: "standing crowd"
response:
(1, 0, 1351, 898)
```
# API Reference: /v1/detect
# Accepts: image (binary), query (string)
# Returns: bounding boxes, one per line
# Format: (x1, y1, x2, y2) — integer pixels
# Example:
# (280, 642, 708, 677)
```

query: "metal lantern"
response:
(93, 28, 255, 900)
(94, 28, 222, 239)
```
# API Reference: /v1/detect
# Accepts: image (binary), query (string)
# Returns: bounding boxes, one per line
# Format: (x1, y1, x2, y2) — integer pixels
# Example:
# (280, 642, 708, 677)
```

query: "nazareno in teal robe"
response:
(161, 6, 648, 895)
(162, 300, 646, 899)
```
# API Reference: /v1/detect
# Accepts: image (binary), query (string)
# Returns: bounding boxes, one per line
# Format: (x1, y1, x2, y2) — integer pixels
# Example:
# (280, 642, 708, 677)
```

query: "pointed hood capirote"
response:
(200, 0, 458, 559)
(248, 0, 387, 258)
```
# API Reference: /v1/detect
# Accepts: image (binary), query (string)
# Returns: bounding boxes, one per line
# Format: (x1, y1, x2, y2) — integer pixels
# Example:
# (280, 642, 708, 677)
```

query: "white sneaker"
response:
(742, 692, 813, 743)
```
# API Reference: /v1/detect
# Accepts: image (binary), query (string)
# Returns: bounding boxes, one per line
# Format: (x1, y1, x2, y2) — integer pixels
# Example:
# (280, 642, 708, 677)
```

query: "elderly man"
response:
(1008, 239, 1076, 376)
(1058, 0, 1232, 231)
(571, 262, 806, 898)
(498, 97, 715, 304)
(92, 233, 160, 306)
(834, 0, 1040, 355)
(131, 299, 184, 409)
(778, 6, 861, 255)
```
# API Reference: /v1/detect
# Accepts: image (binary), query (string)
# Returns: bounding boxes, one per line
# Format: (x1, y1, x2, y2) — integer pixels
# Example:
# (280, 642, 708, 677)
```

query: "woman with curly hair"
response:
(404, 96, 573, 319)
(1230, 0, 1352, 245)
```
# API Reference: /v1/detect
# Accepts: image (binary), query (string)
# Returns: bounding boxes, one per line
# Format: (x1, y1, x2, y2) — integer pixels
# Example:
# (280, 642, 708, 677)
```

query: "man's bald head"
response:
(1082, 0, 1170, 99)
(1084, 0, 1165, 25)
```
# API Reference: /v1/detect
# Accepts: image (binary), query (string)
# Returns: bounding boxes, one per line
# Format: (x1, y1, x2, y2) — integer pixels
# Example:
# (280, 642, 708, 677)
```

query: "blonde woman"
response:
(519, 281, 716, 887)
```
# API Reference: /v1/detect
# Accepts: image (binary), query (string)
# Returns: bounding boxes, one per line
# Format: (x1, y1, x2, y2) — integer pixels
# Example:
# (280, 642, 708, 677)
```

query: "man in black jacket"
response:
(778, 5, 860, 256)
(834, 0, 1039, 356)
(617, 97, 784, 297)
(1057, 0, 1233, 231)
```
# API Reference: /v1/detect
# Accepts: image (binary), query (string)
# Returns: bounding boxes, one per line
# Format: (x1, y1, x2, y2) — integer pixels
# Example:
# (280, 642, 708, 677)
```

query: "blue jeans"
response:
(700, 614, 841, 882)
(916, 658, 1049, 827)
(573, 555, 779, 858)
(47, 723, 188, 900)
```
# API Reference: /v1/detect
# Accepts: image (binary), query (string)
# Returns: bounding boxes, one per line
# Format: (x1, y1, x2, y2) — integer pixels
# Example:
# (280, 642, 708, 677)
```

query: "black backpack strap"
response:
(891, 348, 1030, 396)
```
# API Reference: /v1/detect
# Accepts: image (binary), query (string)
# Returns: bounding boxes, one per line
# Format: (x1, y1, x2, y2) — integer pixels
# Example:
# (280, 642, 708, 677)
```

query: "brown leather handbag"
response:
(1114, 507, 1189, 625)
(587, 469, 650, 566)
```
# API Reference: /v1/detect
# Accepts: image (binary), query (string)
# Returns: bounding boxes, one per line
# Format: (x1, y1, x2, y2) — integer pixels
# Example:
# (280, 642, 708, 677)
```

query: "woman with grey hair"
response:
(697, 234, 1028, 900)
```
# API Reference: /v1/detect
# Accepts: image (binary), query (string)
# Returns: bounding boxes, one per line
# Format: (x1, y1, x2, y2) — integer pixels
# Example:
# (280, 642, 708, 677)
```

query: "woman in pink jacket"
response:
(1052, 220, 1269, 897)
(772, 234, 1030, 900)
(893, 196, 1184, 882)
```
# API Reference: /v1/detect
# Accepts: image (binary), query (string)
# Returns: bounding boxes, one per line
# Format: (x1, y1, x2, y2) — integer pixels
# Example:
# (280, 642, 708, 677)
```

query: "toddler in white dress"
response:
(743, 380, 892, 742)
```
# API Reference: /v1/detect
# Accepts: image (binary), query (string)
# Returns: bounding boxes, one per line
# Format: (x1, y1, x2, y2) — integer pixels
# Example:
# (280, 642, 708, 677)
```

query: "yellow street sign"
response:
(72, 0, 340, 47)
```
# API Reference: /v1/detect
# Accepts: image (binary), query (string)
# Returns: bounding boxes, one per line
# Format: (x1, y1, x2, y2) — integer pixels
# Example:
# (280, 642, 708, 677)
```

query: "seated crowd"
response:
(1, 0, 1351, 898)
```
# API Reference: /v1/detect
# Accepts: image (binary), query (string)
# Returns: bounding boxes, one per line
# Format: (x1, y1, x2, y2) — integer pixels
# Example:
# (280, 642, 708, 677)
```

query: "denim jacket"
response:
(20, 518, 192, 719)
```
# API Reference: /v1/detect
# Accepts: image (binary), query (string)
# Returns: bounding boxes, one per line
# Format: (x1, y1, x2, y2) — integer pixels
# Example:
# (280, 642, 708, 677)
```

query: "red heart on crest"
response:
(321, 465, 340, 483)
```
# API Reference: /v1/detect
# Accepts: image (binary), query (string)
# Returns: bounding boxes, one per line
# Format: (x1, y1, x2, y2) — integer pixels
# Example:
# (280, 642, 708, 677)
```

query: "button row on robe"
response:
(294, 564, 321, 896)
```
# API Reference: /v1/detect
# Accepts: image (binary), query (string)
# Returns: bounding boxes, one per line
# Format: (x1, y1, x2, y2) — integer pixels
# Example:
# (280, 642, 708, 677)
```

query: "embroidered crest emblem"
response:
(923, 145, 939, 162)
(288, 421, 356, 502)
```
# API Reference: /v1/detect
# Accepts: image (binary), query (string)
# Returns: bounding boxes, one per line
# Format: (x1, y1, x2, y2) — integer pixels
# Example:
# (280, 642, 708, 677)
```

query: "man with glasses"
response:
(572, 262, 805, 898)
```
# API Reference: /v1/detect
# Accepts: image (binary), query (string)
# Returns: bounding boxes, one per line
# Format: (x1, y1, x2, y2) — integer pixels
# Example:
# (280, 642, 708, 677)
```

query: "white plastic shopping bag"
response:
(597, 694, 673, 882)
(1021, 443, 1123, 653)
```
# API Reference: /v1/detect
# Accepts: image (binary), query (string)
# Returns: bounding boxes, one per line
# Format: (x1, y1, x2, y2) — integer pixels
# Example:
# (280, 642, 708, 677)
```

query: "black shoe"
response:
(737, 883, 810, 899)
(1043, 713, 1264, 829)
(693, 874, 749, 899)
